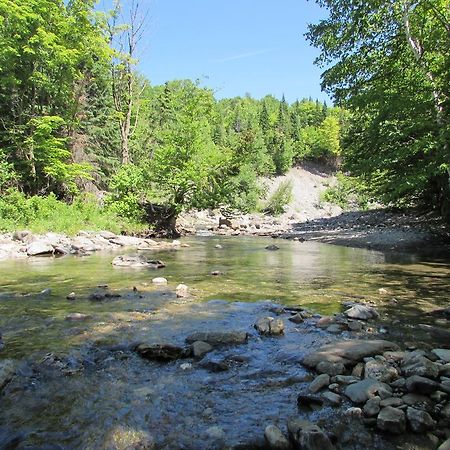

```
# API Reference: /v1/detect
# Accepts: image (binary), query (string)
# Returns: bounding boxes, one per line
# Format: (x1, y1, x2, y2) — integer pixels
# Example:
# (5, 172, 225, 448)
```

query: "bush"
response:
(321, 172, 370, 209)
(0, 189, 145, 235)
(264, 179, 293, 215)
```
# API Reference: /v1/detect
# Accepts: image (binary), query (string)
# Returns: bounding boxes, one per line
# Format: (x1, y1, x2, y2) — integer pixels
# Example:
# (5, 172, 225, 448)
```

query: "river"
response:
(0, 236, 449, 449)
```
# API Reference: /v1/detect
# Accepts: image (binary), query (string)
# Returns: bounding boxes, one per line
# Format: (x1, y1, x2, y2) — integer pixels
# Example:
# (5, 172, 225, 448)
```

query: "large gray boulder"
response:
(405, 375, 439, 394)
(402, 352, 440, 378)
(345, 379, 392, 404)
(26, 240, 54, 256)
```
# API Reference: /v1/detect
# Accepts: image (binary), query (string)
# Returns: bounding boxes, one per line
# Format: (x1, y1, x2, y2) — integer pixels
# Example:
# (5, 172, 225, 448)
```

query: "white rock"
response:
(152, 277, 168, 285)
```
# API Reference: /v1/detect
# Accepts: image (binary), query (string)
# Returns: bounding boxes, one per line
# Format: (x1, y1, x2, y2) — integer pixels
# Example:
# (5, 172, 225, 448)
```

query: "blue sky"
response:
(100, 1, 330, 103)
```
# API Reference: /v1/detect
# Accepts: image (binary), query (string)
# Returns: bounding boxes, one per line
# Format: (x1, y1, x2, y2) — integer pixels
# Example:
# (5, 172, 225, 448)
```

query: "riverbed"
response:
(0, 236, 449, 449)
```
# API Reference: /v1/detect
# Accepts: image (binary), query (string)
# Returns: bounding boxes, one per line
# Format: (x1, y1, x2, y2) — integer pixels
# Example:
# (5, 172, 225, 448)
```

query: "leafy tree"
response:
(307, 0, 450, 217)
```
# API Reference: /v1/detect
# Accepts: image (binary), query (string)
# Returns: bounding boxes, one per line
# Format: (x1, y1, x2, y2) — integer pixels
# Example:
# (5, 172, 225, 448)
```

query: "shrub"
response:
(264, 179, 293, 215)
(321, 172, 370, 209)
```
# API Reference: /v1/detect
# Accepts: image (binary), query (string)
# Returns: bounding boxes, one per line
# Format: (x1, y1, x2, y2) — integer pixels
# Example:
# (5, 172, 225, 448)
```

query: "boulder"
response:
(309, 374, 330, 393)
(264, 425, 291, 449)
(377, 407, 406, 434)
(26, 240, 54, 256)
(0, 359, 15, 390)
(192, 341, 213, 358)
(112, 255, 165, 268)
(185, 331, 248, 346)
(110, 235, 143, 246)
(288, 313, 304, 324)
(71, 237, 98, 253)
(265, 245, 279, 251)
(344, 304, 379, 320)
(405, 375, 439, 394)
(152, 277, 167, 285)
(380, 397, 404, 408)
(135, 343, 191, 361)
(438, 439, 450, 450)
(345, 379, 392, 404)
(66, 292, 76, 300)
(287, 418, 335, 450)
(255, 317, 284, 336)
(406, 407, 436, 432)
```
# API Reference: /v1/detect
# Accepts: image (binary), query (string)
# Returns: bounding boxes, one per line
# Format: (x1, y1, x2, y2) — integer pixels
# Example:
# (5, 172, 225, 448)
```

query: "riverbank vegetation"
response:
(0, 0, 448, 235)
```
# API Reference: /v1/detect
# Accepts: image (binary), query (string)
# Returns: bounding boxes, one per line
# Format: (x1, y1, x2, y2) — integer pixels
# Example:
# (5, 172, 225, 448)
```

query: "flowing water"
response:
(0, 236, 449, 449)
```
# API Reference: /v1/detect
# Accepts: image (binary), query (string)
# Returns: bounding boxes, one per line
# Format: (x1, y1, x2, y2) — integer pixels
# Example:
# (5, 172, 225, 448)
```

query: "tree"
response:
(307, 0, 450, 216)
(107, 0, 148, 164)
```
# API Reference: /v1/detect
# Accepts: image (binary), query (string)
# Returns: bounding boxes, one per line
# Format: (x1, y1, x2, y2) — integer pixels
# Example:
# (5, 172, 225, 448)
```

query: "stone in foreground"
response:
(287, 418, 335, 450)
(406, 407, 436, 433)
(264, 425, 291, 449)
(377, 407, 406, 434)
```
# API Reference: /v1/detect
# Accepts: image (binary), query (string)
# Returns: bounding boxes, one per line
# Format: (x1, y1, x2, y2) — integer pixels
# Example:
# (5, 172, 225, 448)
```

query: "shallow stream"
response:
(0, 237, 449, 449)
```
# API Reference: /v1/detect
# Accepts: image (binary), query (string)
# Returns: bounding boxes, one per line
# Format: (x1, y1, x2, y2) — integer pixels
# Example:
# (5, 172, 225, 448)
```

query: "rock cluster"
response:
(301, 340, 450, 441)
(0, 230, 181, 259)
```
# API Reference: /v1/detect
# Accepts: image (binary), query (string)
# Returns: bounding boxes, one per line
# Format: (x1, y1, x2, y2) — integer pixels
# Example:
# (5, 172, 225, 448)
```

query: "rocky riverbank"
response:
(0, 230, 182, 260)
(179, 207, 450, 254)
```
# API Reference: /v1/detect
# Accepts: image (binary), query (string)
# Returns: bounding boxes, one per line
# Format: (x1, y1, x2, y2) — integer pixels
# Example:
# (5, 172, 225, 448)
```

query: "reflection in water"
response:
(0, 236, 448, 449)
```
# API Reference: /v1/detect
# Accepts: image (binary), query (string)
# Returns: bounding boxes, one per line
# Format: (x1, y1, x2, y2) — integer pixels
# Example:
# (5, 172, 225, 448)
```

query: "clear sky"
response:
(101, 0, 330, 103)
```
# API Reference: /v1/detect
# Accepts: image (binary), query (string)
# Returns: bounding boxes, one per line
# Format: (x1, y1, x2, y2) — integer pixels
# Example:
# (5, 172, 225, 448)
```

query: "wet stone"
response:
(65, 313, 90, 321)
(344, 304, 379, 320)
(287, 419, 335, 450)
(185, 331, 248, 346)
(322, 391, 342, 406)
(135, 343, 191, 361)
(255, 317, 284, 336)
(316, 361, 346, 376)
(377, 407, 406, 434)
(380, 397, 404, 408)
(364, 359, 399, 383)
(309, 374, 330, 393)
(288, 313, 304, 324)
(264, 425, 290, 449)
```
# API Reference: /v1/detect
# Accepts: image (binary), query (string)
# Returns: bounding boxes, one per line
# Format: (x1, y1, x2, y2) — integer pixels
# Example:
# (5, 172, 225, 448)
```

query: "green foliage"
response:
(264, 179, 293, 216)
(104, 164, 146, 222)
(0, 189, 144, 235)
(321, 172, 370, 210)
(307, 0, 450, 216)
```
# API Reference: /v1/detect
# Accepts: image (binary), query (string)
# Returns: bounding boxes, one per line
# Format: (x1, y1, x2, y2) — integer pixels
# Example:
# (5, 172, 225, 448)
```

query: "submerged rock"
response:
(185, 331, 248, 346)
(192, 341, 213, 358)
(255, 317, 284, 336)
(135, 343, 191, 361)
(65, 313, 90, 321)
(265, 244, 279, 251)
(152, 277, 167, 285)
(112, 254, 165, 268)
